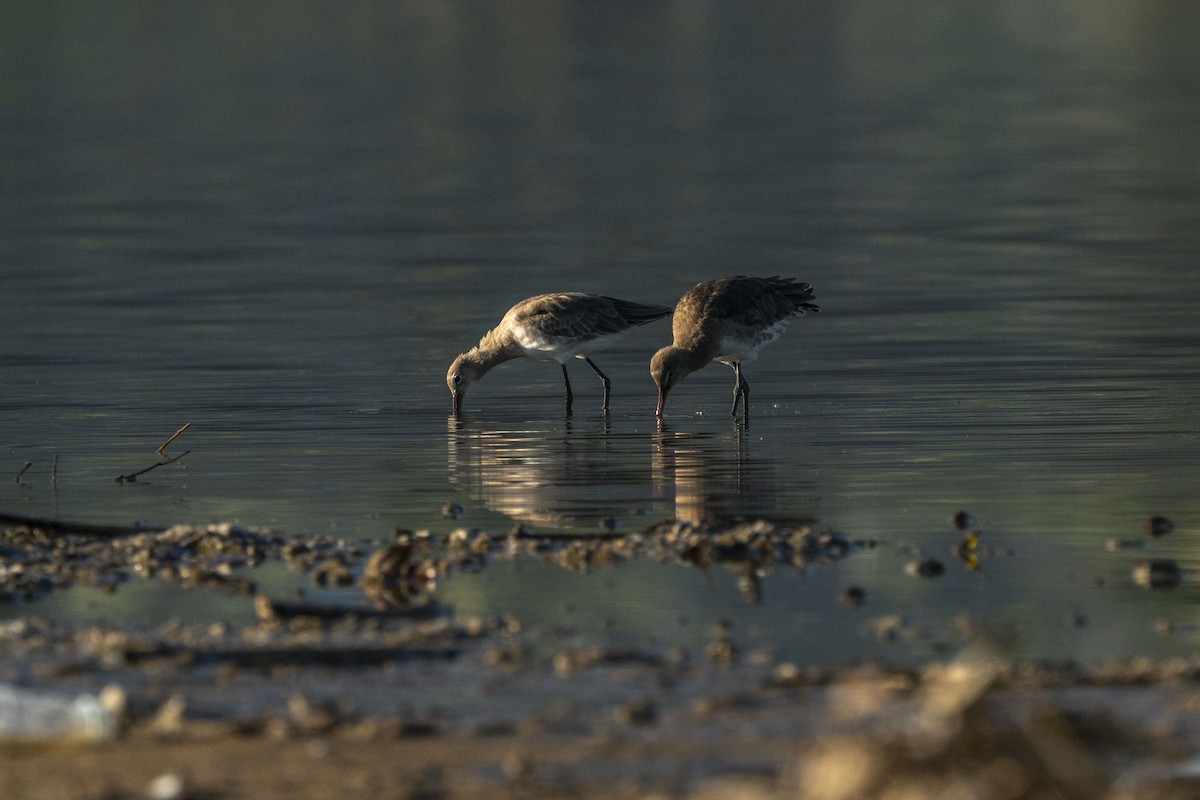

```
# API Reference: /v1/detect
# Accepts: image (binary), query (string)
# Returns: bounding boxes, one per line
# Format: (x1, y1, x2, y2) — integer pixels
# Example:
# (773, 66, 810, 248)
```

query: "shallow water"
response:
(2, 1, 1199, 667)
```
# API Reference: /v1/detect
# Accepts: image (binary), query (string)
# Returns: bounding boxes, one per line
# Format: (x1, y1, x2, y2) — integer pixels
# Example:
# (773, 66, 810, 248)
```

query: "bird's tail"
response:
(768, 277, 819, 315)
(609, 298, 674, 326)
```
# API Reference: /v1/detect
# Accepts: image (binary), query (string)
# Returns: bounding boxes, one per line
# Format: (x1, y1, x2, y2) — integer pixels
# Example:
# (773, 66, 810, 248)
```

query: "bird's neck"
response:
(466, 331, 523, 371)
(672, 340, 718, 370)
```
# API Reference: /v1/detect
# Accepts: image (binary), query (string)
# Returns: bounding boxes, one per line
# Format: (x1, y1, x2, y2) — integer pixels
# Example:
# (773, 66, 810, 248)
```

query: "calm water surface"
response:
(1, 1, 1199, 667)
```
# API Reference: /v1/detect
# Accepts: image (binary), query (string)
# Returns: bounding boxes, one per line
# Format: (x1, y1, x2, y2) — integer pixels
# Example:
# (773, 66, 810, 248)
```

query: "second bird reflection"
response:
(653, 426, 814, 604)
(652, 426, 787, 528)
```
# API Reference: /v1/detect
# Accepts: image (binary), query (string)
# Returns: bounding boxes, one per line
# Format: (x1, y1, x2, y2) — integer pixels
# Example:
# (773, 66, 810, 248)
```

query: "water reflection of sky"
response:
(1, 2, 1199, 666)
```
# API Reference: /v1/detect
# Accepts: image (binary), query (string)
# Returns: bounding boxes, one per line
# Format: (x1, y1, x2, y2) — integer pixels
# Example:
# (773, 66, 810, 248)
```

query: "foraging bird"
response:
(650, 276, 818, 420)
(447, 292, 672, 414)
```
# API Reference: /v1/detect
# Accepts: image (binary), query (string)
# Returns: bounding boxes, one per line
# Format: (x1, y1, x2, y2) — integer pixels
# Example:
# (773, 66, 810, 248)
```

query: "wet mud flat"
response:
(2, 515, 1200, 799)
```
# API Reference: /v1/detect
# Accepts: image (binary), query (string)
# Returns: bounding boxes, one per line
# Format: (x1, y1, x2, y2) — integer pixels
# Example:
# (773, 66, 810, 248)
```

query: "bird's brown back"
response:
(672, 276, 818, 348)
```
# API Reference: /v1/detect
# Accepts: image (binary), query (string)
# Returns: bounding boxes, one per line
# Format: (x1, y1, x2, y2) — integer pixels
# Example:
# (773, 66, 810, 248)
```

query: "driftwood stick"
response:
(116, 450, 190, 484)
(123, 643, 461, 669)
(14, 461, 32, 484)
(502, 528, 631, 542)
(255, 595, 451, 624)
(51, 454, 59, 483)
(156, 422, 191, 456)
(0, 510, 162, 538)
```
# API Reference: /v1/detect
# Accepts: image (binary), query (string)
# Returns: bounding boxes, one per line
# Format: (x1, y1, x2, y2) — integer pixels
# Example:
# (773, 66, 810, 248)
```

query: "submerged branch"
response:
(116, 450, 190, 484)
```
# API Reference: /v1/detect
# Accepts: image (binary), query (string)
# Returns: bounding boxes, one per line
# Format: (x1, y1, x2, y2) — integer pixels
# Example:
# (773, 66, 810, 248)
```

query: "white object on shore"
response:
(0, 683, 117, 743)
(147, 772, 187, 800)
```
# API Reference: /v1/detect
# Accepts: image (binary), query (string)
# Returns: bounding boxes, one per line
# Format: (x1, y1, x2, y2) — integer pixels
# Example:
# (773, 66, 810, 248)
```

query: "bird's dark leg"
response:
(731, 363, 750, 420)
(583, 356, 612, 413)
(730, 364, 742, 416)
(740, 370, 750, 423)
(561, 363, 574, 414)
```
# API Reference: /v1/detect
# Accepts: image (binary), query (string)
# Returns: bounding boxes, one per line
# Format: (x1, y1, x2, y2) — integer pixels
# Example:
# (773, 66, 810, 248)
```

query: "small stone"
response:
(98, 684, 127, 724)
(838, 586, 866, 607)
(951, 510, 976, 531)
(502, 751, 534, 779)
(361, 542, 435, 608)
(310, 557, 353, 588)
(485, 644, 530, 668)
(614, 699, 658, 726)
(440, 503, 464, 520)
(1106, 538, 1145, 552)
(147, 772, 185, 800)
(705, 638, 738, 666)
(904, 558, 944, 578)
(150, 695, 186, 736)
(772, 662, 802, 684)
(263, 717, 292, 740)
(869, 614, 908, 641)
(288, 693, 339, 734)
(1143, 516, 1175, 538)
(1133, 560, 1182, 590)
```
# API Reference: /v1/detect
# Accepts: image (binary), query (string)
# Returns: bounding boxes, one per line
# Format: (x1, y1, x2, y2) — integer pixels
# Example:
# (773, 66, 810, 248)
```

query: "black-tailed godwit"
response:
(650, 276, 818, 420)
(448, 292, 671, 414)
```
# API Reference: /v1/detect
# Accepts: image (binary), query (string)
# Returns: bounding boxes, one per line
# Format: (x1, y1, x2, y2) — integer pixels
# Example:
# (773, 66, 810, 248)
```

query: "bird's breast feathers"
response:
(714, 320, 789, 362)
(511, 323, 621, 362)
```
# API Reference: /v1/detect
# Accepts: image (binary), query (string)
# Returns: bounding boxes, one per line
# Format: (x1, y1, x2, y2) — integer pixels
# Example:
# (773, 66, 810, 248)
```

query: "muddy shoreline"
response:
(2, 515, 1199, 799)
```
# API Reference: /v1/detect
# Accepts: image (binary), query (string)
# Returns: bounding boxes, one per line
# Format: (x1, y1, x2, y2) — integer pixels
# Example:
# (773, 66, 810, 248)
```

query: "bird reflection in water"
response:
(447, 414, 652, 531)
(653, 423, 817, 603)
(651, 423, 783, 527)
(448, 415, 822, 604)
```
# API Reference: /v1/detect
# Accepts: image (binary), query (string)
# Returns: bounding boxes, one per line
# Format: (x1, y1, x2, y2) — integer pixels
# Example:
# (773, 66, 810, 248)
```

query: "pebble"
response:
(839, 586, 867, 607)
(1106, 538, 1146, 552)
(1132, 560, 1182, 590)
(1143, 516, 1175, 538)
(869, 615, 909, 642)
(150, 695, 187, 736)
(614, 699, 658, 726)
(502, 750, 534, 779)
(147, 772, 185, 800)
(904, 559, 945, 579)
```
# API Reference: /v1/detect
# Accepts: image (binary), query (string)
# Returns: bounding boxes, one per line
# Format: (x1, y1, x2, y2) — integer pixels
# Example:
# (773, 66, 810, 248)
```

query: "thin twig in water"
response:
(15, 461, 32, 484)
(116, 450, 190, 484)
(156, 422, 191, 456)
(51, 454, 58, 483)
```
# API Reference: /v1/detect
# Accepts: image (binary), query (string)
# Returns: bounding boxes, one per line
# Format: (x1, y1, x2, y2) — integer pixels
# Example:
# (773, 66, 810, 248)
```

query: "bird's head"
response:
(650, 346, 694, 418)
(446, 354, 486, 415)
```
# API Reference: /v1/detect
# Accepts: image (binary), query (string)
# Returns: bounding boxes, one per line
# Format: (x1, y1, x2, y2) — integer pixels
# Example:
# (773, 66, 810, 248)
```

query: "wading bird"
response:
(650, 276, 818, 421)
(448, 292, 672, 414)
